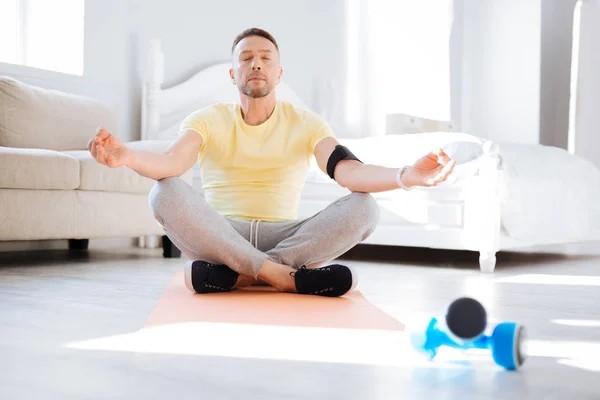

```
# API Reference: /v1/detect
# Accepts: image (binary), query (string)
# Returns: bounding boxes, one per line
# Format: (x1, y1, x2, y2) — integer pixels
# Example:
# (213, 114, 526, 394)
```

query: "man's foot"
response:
(184, 260, 239, 294)
(291, 264, 358, 297)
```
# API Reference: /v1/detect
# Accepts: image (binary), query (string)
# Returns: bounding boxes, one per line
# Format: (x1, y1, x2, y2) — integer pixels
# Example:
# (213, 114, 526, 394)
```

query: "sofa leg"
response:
(162, 235, 181, 258)
(69, 239, 89, 251)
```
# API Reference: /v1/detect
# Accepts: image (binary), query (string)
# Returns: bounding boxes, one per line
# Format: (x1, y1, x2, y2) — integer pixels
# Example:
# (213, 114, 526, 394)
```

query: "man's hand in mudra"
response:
(401, 149, 456, 188)
(88, 127, 133, 168)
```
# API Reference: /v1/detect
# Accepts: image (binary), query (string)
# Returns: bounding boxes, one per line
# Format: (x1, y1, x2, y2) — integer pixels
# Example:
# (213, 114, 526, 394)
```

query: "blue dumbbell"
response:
(410, 297, 526, 370)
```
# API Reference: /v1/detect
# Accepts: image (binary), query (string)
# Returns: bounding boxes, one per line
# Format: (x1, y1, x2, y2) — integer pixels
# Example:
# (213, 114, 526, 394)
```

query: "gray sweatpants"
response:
(148, 177, 380, 278)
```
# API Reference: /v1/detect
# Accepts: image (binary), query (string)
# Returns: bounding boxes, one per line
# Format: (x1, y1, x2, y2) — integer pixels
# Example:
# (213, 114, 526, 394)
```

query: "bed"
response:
(140, 34, 600, 272)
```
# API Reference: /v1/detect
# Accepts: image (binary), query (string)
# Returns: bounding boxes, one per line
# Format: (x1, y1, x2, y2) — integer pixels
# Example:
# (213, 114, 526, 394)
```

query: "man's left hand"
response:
(401, 149, 456, 188)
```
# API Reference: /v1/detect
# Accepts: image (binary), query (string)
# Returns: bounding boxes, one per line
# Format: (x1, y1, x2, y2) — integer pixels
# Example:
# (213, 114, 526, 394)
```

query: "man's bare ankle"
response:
(257, 259, 297, 292)
(233, 274, 260, 288)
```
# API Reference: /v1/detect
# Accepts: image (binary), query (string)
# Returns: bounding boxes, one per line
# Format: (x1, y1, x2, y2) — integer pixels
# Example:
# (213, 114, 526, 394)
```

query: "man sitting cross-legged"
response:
(88, 28, 455, 297)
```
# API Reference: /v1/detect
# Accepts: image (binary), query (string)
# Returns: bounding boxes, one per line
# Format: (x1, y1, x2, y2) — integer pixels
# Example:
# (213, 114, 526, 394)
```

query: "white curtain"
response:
(345, 0, 455, 137)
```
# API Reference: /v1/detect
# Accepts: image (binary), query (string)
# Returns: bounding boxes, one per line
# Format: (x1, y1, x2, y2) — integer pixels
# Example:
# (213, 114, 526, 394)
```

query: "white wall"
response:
(459, 0, 542, 144)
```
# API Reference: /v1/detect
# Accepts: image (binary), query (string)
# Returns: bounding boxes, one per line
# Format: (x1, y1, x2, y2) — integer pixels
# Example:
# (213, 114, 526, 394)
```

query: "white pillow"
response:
(443, 140, 484, 164)
(441, 139, 490, 184)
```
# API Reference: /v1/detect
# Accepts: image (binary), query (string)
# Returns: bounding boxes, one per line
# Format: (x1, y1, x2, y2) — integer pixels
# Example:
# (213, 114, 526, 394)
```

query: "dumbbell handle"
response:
(416, 318, 493, 357)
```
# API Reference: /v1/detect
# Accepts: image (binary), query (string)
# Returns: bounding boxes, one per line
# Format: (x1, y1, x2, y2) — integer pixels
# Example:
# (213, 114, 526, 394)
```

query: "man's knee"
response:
(346, 192, 381, 235)
(148, 177, 180, 220)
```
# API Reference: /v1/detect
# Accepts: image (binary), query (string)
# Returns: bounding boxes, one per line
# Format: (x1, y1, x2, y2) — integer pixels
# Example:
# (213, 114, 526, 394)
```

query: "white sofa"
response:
(0, 77, 192, 257)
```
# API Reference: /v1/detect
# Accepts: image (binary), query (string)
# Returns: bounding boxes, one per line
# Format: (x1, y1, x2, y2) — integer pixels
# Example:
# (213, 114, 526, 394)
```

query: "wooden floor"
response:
(1, 241, 599, 399)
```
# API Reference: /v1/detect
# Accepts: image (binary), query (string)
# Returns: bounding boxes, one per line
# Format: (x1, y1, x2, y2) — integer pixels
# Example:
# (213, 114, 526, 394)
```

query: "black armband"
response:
(326, 145, 363, 179)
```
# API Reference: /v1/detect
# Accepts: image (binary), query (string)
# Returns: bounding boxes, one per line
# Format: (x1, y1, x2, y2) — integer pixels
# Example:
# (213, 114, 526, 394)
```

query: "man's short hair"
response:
(231, 28, 279, 54)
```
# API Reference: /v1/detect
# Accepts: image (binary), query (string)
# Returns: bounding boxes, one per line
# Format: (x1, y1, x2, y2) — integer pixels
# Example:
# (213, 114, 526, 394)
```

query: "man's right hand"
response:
(85, 129, 201, 181)
(88, 128, 133, 168)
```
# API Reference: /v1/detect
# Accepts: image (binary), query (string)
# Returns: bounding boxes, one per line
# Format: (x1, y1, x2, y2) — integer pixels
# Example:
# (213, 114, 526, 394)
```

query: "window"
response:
(0, 0, 85, 75)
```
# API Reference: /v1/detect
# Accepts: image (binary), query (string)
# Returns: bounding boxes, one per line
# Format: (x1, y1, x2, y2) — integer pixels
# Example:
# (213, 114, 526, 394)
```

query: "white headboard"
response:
(141, 40, 312, 141)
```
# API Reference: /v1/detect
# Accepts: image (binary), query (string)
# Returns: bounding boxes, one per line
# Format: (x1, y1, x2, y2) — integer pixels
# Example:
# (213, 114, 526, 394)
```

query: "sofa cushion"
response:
(65, 150, 156, 194)
(63, 140, 191, 194)
(0, 77, 119, 151)
(0, 146, 79, 190)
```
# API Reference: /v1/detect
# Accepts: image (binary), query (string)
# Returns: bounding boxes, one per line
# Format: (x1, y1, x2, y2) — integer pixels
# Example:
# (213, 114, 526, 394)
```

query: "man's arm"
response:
(127, 130, 203, 180)
(314, 137, 455, 193)
(89, 128, 203, 181)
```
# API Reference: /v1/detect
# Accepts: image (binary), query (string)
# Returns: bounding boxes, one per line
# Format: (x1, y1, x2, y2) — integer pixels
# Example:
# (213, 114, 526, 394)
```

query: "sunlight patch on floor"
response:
(64, 322, 498, 369)
(63, 320, 600, 374)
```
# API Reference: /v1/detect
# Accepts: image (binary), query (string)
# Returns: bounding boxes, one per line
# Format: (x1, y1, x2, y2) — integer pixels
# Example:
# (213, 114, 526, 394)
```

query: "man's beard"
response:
(240, 82, 270, 98)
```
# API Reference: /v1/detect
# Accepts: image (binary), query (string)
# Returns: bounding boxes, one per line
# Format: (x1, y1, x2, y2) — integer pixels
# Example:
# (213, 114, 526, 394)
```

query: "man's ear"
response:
(277, 66, 283, 83)
(229, 68, 235, 84)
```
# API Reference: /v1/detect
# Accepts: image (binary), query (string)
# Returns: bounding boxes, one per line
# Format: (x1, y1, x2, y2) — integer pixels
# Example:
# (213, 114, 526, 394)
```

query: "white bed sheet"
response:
(497, 141, 600, 242)
(305, 133, 600, 242)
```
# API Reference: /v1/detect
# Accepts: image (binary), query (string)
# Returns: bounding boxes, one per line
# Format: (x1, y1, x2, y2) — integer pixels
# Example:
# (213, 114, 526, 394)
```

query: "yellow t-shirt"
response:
(179, 101, 335, 222)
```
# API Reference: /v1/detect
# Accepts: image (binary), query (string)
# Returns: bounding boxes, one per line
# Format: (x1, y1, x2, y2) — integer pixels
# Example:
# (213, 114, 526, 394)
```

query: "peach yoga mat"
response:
(144, 272, 405, 331)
